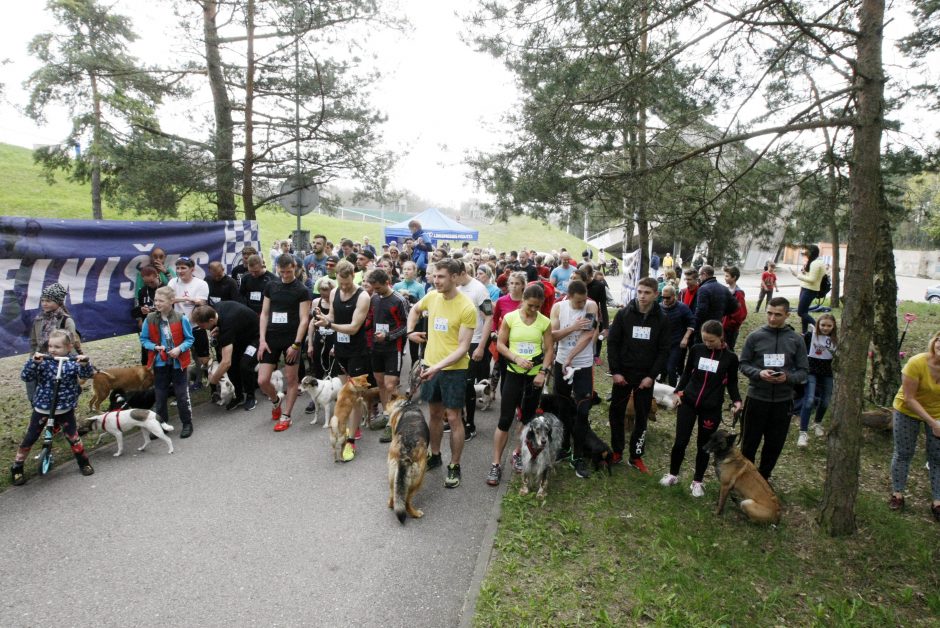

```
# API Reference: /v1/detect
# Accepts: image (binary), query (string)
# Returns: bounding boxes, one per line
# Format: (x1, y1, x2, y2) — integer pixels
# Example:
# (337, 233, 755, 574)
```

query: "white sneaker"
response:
(690, 481, 705, 498)
(659, 473, 678, 487)
(814, 423, 825, 438)
(797, 431, 809, 447)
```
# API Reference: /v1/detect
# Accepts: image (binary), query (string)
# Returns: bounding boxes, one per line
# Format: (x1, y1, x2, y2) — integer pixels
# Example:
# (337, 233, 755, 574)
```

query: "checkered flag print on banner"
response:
(620, 248, 642, 306)
(222, 220, 260, 272)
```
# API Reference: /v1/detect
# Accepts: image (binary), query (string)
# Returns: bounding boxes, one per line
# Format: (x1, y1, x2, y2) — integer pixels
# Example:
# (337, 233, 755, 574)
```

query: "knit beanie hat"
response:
(41, 283, 67, 306)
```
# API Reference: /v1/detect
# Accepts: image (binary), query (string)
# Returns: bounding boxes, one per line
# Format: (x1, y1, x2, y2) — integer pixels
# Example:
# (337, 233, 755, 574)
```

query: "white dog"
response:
(653, 382, 680, 409)
(208, 360, 236, 407)
(270, 369, 284, 395)
(87, 409, 174, 456)
(474, 379, 495, 411)
(299, 375, 343, 426)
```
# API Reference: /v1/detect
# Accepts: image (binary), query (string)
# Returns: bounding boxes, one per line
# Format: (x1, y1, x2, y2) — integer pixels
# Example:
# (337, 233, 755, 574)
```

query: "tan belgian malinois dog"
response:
(703, 429, 782, 524)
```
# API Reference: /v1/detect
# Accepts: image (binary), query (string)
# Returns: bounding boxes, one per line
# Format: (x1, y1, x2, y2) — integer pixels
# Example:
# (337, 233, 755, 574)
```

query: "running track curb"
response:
(458, 466, 511, 628)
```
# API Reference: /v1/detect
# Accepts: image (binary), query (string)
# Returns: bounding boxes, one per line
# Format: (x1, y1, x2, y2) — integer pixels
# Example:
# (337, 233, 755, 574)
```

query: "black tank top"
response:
(332, 287, 366, 357)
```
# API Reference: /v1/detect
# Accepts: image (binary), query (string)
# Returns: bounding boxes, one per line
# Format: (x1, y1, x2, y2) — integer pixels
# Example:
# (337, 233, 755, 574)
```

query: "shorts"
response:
(192, 327, 210, 358)
(371, 352, 402, 377)
(260, 338, 300, 366)
(335, 354, 369, 377)
(420, 368, 467, 409)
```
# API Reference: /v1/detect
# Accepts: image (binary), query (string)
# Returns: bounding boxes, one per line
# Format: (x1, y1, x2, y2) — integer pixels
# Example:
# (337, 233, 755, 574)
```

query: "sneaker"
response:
(486, 463, 502, 486)
(380, 424, 393, 443)
(369, 413, 389, 430)
(225, 396, 244, 411)
(814, 423, 825, 438)
(160, 422, 173, 432)
(611, 452, 624, 465)
(797, 431, 809, 448)
(180, 423, 194, 438)
(10, 463, 25, 486)
(443, 421, 451, 433)
(271, 402, 282, 421)
(79, 461, 95, 476)
(354, 428, 362, 440)
(342, 441, 356, 462)
(427, 452, 442, 470)
(273, 419, 291, 432)
(445, 463, 461, 488)
(629, 457, 650, 474)
(659, 473, 678, 487)
(243, 396, 257, 411)
(464, 427, 476, 441)
(304, 400, 317, 415)
(511, 450, 523, 473)
(888, 494, 905, 511)
(690, 481, 705, 497)
(574, 458, 591, 479)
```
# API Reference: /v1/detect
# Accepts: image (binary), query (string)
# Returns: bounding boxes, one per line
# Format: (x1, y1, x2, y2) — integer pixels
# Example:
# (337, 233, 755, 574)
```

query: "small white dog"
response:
(653, 382, 680, 408)
(270, 369, 284, 395)
(299, 375, 343, 426)
(87, 409, 174, 456)
(474, 379, 495, 411)
(208, 360, 236, 407)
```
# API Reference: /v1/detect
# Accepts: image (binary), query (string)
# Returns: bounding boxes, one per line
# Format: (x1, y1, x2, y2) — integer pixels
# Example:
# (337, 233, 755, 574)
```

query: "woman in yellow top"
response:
(486, 283, 554, 486)
(789, 244, 827, 334)
(889, 331, 940, 520)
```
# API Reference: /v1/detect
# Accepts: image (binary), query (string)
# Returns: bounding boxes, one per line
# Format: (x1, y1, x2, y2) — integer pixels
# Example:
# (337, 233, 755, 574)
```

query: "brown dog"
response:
(625, 393, 658, 432)
(703, 429, 781, 524)
(89, 366, 155, 411)
(329, 374, 372, 462)
(386, 395, 430, 523)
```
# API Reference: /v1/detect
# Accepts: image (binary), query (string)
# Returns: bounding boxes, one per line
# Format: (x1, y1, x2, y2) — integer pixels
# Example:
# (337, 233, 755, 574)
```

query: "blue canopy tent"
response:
(384, 208, 478, 245)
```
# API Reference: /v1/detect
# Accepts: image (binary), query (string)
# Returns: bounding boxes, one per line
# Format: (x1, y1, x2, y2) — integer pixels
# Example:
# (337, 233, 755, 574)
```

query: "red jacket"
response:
(722, 288, 748, 333)
(145, 317, 192, 370)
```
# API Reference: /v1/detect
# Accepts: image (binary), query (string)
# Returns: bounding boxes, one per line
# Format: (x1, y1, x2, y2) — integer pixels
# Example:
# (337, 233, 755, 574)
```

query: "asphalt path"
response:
(0, 362, 507, 627)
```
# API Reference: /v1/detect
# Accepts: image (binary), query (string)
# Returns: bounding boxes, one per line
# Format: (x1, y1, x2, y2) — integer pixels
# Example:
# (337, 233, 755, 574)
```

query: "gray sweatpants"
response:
(891, 411, 940, 500)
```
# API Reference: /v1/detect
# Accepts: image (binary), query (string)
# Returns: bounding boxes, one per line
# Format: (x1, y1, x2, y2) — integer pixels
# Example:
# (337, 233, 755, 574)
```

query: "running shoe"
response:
(628, 457, 650, 474)
(354, 427, 362, 440)
(427, 452, 442, 470)
(611, 452, 623, 465)
(271, 402, 282, 421)
(574, 458, 591, 479)
(380, 424, 393, 443)
(511, 450, 523, 473)
(690, 481, 705, 498)
(445, 463, 461, 488)
(304, 400, 317, 415)
(225, 395, 244, 411)
(243, 396, 257, 411)
(10, 463, 25, 486)
(659, 473, 678, 487)
(273, 419, 291, 432)
(486, 463, 502, 486)
(180, 423, 194, 438)
(342, 441, 356, 462)
(443, 421, 451, 433)
(797, 431, 809, 448)
(814, 423, 825, 438)
(464, 427, 476, 441)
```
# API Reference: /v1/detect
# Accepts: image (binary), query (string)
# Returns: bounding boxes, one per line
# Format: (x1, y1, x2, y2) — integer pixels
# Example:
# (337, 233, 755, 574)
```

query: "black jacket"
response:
(607, 299, 671, 381)
(676, 343, 741, 410)
(694, 276, 736, 331)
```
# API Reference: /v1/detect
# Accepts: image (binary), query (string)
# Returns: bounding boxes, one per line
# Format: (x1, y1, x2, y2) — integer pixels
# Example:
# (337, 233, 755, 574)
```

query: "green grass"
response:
(475, 303, 940, 627)
(0, 141, 607, 258)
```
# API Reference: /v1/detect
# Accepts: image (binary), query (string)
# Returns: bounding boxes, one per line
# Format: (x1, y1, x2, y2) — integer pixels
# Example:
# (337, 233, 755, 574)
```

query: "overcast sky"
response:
(0, 0, 518, 208)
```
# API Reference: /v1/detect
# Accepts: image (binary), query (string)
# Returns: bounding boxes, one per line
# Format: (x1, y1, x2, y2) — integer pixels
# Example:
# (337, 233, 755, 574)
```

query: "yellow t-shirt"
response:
(417, 290, 477, 371)
(893, 352, 940, 421)
(505, 309, 551, 375)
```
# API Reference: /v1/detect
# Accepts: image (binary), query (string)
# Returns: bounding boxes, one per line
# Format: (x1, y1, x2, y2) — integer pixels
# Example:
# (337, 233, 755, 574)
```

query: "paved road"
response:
(0, 372, 506, 627)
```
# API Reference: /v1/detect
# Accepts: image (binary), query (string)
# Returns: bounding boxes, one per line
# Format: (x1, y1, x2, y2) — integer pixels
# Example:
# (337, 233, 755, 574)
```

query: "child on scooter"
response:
(11, 329, 94, 485)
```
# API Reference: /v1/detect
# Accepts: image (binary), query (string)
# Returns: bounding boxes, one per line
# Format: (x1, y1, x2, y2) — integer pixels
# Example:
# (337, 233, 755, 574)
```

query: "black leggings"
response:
(670, 402, 722, 481)
(464, 340, 492, 430)
(497, 370, 541, 432)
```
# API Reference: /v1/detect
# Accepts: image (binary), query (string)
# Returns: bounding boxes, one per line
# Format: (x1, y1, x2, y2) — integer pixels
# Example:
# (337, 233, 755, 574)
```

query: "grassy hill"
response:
(0, 142, 604, 257)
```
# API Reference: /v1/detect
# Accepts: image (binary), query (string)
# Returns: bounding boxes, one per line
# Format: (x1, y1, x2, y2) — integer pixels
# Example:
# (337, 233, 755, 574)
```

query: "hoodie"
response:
(607, 299, 671, 382)
(738, 323, 809, 402)
(676, 343, 741, 410)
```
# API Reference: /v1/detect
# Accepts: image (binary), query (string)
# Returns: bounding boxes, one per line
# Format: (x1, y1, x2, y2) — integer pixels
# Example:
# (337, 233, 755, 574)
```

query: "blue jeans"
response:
(799, 373, 833, 431)
(797, 287, 817, 334)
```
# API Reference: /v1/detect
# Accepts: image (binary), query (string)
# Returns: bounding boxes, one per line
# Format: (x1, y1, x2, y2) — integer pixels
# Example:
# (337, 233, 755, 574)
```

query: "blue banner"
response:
(0, 218, 259, 358)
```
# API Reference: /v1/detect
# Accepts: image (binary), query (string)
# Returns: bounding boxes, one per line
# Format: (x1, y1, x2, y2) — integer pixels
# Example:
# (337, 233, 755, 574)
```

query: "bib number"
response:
(375, 323, 389, 334)
(244, 345, 257, 357)
(337, 332, 350, 343)
(433, 317, 449, 332)
(250, 291, 261, 301)
(632, 326, 651, 340)
(517, 342, 536, 356)
(697, 357, 719, 373)
(763, 354, 785, 368)
(271, 312, 288, 324)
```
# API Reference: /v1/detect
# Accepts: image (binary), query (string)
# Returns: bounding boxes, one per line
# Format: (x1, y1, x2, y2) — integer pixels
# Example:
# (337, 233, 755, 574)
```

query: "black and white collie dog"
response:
(519, 412, 565, 499)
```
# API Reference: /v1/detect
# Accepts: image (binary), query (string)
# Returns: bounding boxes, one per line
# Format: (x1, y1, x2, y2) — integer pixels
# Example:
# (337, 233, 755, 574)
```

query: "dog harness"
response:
(101, 410, 122, 432)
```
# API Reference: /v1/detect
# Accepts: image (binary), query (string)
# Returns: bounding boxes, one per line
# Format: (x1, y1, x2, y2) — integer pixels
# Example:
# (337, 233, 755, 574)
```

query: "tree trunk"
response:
(818, 0, 885, 537)
(636, 4, 650, 275)
(242, 0, 256, 220)
(203, 0, 237, 221)
(829, 213, 841, 306)
(869, 205, 900, 404)
(89, 72, 103, 220)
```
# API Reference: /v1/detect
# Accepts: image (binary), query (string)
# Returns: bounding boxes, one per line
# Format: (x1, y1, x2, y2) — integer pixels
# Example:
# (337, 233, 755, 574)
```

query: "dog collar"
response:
(525, 440, 543, 459)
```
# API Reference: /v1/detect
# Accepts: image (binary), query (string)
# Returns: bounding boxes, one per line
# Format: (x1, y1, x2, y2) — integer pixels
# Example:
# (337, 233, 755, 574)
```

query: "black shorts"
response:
(192, 327, 210, 358)
(260, 338, 300, 366)
(371, 352, 402, 377)
(335, 354, 368, 377)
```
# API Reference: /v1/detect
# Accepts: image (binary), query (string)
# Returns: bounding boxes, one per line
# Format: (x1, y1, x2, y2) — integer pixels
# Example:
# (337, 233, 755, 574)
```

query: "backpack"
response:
(59, 315, 82, 346)
(817, 273, 832, 300)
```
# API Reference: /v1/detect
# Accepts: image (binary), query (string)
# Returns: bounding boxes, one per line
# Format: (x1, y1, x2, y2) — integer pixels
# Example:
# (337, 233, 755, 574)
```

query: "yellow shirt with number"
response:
(417, 290, 477, 370)
(505, 309, 551, 375)
(893, 352, 940, 421)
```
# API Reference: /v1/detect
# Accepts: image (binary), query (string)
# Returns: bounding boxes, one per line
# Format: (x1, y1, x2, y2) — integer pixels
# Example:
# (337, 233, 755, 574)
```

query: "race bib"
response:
(517, 342, 536, 356)
(250, 291, 261, 301)
(632, 326, 651, 340)
(244, 345, 257, 357)
(698, 357, 719, 373)
(375, 323, 389, 334)
(209, 296, 221, 305)
(272, 312, 288, 324)
(763, 354, 785, 368)
(337, 332, 350, 343)
(318, 327, 334, 336)
(433, 317, 449, 332)
(562, 334, 579, 349)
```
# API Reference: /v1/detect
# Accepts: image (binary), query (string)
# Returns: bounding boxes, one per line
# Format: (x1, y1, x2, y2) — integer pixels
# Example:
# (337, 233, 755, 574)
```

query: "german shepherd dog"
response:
(519, 413, 565, 499)
(703, 429, 782, 524)
(539, 393, 612, 475)
(386, 395, 430, 523)
(329, 374, 372, 462)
